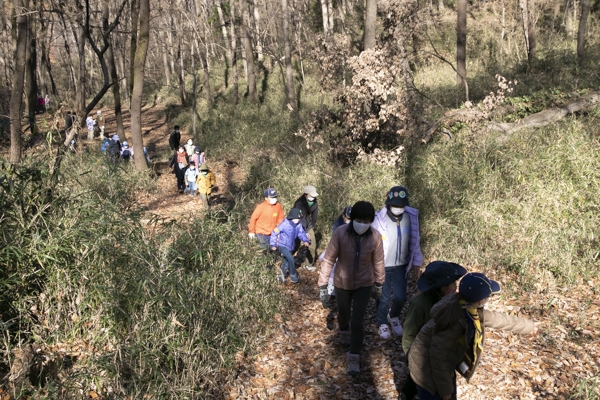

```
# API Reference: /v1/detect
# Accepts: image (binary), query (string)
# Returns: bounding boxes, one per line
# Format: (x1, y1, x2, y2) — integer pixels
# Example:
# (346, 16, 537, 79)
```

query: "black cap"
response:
(417, 261, 468, 292)
(385, 186, 409, 207)
(287, 208, 303, 219)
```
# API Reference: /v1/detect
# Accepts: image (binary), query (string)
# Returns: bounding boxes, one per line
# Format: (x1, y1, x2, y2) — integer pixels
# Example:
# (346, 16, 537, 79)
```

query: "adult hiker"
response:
(293, 185, 319, 271)
(96, 110, 105, 139)
(184, 138, 195, 157)
(400, 261, 468, 400)
(332, 205, 352, 233)
(318, 201, 385, 376)
(248, 188, 285, 249)
(408, 272, 541, 400)
(169, 145, 189, 193)
(86, 115, 95, 140)
(270, 208, 310, 284)
(169, 125, 181, 151)
(107, 134, 121, 163)
(196, 163, 216, 206)
(372, 185, 422, 340)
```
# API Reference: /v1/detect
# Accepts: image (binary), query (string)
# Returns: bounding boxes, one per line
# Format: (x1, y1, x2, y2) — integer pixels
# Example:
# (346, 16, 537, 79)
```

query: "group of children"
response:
(168, 126, 215, 206)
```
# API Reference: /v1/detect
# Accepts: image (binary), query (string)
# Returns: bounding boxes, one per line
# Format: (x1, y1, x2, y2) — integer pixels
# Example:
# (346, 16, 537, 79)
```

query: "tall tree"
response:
(519, 0, 537, 62)
(240, 0, 257, 102)
(24, 0, 38, 133)
(364, 0, 377, 50)
(456, 0, 467, 94)
(103, 0, 125, 138)
(282, 0, 295, 111)
(9, 0, 27, 163)
(577, 0, 590, 58)
(130, 0, 150, 171)
(230, 0, 239, 105)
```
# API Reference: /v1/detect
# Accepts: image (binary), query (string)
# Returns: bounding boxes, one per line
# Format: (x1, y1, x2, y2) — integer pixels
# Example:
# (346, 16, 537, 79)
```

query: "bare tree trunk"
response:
(439, 0, 445, 11)
(25, 1, 38, 133)
(103, 0, 125, 138)
(130, 0, 150, 171)
(159, 29, 171, 86)
(282, 0, 296, 111)
(192, 41, 197, 136)
(177, 36, 186, 105)
(565, 0, 574, 35)
(364, 0, 377, 50)
(577, 0, 590, 58)
(456, 0, 467, 94)
(553, 0, 561, 29)
(327, 0, 334, 33)
(129, 0, 139, 99)
(216, 1, 230, 87)
(251, 0, 264, 61)
(75, 13, 86, 129)
(320, 0, 329, 35)
(527, 0, 537, 61)
(230, 0, 239, 105)
(10, 0, 27, 163)
(240, 0, 257, 102)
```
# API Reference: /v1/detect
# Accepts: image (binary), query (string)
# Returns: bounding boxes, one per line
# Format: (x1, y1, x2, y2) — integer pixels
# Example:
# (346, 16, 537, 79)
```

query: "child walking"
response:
(196, 163, 216, 206)
(184, 161, 199, 196)
(270, 208, 311, 283)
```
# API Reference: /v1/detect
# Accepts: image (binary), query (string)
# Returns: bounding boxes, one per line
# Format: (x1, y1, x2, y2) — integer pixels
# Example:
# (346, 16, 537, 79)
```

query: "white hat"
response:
(122, 141, 129, 147)
(303, 185, 319, 197)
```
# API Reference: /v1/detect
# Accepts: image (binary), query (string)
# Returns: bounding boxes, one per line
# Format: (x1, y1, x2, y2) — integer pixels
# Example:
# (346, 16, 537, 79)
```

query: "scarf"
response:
(386, 209, 410, 266)
(460, 299, 483, 365)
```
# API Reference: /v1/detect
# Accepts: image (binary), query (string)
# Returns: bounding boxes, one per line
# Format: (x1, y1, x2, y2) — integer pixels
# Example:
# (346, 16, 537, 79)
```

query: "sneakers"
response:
(378, 324, 391, 339)
(290, 274, 299, 284)
(338, 330, 350, 346)
(277, 274, 285, 283)
(388, 315, 403, 336)
(346, 353, 360, 376)
(304, 265, 316, 271)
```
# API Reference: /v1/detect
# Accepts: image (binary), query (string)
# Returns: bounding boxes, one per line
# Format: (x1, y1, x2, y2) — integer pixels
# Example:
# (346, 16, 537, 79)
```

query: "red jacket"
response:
(248, 200, 285, 235)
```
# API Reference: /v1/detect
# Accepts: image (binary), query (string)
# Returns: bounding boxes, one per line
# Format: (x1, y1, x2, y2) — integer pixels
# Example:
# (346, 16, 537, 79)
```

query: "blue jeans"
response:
(256, 234, 270, 249)
(376, 265, 408, 326)
(278, 246, 298, 281)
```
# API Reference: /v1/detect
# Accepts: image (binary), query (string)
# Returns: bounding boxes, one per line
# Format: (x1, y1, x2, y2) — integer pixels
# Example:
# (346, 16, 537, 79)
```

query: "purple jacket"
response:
(270, 219, 310, 251)
(371, 206, 423, 275)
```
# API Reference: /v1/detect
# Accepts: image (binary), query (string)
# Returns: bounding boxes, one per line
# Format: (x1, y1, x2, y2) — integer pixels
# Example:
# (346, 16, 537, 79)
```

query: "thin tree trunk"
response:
(25, 1, 37, 132)
(577, 0, 590, 58)
(10, 0, 27, 163)
(103, 0, 125, 138)
(439, 0, 445, 11)
(216, 1, 230, 87)
(252, 0, 264, 61)
(240, 0, 257, 102)
(456, 0, 467, 93)
(527, 0, 537, 61)
(192, 41, 197, 136)
(364, 0, 377, 50)
(159, 29, 171, 86)
(129, 0, 139, 99)
(565, 0, 573, 35)
(177, 36, 186, 105)
(75, 14, 86, 128)
(130, 0, 150, 171)
(320, 0, 329, 35)
(230, 0, 239, 105)
(327, 0, 334, 33)
(282, 0, 296, 111)
(553, 0, 561, 29)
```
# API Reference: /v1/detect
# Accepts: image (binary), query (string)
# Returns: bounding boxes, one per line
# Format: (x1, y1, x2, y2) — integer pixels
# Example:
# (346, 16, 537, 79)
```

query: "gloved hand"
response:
(248, 233, 256, 239)
(319, 285, 331, 309)
(372, 283, 383, 300)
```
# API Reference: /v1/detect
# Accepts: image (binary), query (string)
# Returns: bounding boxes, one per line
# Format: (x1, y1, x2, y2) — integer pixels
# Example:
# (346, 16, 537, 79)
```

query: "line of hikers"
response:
(168, 125, 215, 206)
(247, 184, 542, 399)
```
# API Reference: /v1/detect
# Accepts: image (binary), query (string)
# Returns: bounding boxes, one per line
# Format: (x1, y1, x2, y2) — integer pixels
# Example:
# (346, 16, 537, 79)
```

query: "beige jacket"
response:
(408, 293, 536, 397)
(318, 225, 385, 289)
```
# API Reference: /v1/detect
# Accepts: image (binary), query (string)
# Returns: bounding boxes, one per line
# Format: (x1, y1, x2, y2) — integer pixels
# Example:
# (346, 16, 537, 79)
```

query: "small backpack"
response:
(121, 148, 131, 160)
(100, 140, 110, 153)
(109, 140, 121, 157)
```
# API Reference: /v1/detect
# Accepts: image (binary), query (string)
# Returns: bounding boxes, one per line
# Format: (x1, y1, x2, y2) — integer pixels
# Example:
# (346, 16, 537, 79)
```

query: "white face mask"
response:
(390, 207, 405, 216)
(268, 197, 278, 205)
(291, 218, 300, 224)
(353, 221, 371, 235)
(306, 196, 315, 202)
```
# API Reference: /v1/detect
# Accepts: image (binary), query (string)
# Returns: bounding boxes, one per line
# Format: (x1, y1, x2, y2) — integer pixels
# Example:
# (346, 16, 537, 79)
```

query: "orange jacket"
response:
(248, 200, 285, 235)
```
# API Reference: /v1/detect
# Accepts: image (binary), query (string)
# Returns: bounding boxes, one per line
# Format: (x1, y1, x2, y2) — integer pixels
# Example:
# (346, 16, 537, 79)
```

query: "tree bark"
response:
(240, 0, 257, 102)
(25, 0, 38, 133)
(177, 36, 186, 105)
(577, 0, 590, 58)
(129, 0, 139, 100)
(159, 29, 171, 86)
(130, 0, 150, 171)
(216, 1, 230, 87)
(565, 0, 574, 35)
(230, 0, 239, 105)
(282, 0, 296, 111)
(364, 0, 377, 50)
(456, 0, 467, 92)
(10, 0, 27, 164)
(103, 0, 125, 138)
(251, 0, 264, 61)
(320, 0, 329, 35)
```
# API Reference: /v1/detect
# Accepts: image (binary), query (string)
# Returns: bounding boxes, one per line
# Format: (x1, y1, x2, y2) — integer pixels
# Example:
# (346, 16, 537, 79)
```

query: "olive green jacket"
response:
(401, 290, 442, 354)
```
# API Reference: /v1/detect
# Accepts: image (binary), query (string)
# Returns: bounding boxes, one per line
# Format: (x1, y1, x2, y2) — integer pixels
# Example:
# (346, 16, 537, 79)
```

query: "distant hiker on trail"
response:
(120, 141, 134, 162)
(143, 147, 151, 164)
(36, 94, 44, 114)
(190, 146, 206, 167)
(196, 163, 216, 206)
(86, 115, 95, 140)
(96, 110, 105, 139)
(169, 145, 188, 193)
(169, 125, 181, 150)
(400, 261, 467, 400)
(408, 272, 541, 400)
(248, 188, 285, 249)
(333, 205, 352, 233)
(185, 138, 195, 157)
(372, 186, 422, 340)
(44, 94, 50, 111)
(184, 161, 199, 196)
(100, 137, 110, 153)
(318, 201, 385, 376)
(270, 208, 310, 284)
(107, 135, 121, 163)
(293, 185, 319, 271)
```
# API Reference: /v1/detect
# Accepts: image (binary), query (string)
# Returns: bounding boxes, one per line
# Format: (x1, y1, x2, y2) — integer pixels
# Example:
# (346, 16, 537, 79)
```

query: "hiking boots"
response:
(388, 315, 403, 336)
(277, 274, 285, 283)
(290, 274, 299, 284)
(303, 265, 316, 271)
(378, 324, 391, 339)
(346, 353, 360, 376)
(338, 330, 350, 346)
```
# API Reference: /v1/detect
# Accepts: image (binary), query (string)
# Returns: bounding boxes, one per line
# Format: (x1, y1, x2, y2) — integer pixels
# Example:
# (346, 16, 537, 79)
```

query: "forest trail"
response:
(49, 105, 600, 399)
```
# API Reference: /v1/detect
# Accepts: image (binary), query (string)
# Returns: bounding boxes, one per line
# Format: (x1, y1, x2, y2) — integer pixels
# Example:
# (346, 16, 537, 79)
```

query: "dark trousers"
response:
(335, 286, 372, 354)
(401, 373, 418, 399)
(175, 167, 186, 190)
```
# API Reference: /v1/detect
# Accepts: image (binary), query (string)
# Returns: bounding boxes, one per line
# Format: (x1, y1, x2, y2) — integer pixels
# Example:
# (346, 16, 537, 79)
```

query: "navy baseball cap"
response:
(264, 188, 277, 197)
(418, 261, 468, 292)
(459, 272, 501, 303)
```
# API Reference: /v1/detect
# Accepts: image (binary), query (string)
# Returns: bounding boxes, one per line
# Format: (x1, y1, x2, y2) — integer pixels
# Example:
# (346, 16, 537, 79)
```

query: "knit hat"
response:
(385, 186, 409, 207)
(418, 261, 468, 292)
(199, 163, 209, 171)
(342, 206, 352, 219)
(112, 134, 119, 141)
(264, 188, 277, 197)
(287, 208, 303, 220)
(194, 146, 201, 153)
(459, 272, 501, 303)
(122, 141, 129, 147)
(303, 185, 318, 197)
